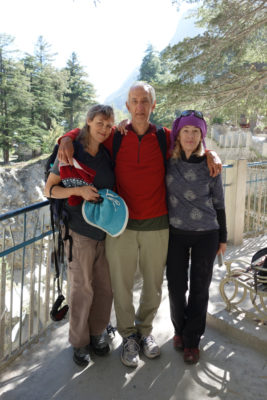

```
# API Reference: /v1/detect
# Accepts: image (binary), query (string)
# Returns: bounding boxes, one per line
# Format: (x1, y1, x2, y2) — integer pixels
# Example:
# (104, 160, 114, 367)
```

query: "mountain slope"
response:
(105, 67, 139, 111)
(105, 9, 202, 110)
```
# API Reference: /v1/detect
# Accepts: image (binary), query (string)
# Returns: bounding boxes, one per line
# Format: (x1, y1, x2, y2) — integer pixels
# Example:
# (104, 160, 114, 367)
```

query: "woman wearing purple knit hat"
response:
(166, 110, 227, 364)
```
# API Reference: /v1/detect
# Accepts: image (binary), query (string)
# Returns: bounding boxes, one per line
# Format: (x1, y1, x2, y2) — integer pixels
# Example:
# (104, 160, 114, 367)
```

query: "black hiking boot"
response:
(90, 334, 110, 356)
(73, 346, 90, 367)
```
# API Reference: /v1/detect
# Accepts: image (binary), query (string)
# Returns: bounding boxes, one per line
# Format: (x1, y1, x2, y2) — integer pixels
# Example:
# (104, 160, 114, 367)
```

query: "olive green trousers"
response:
(105, 228, 169, 338)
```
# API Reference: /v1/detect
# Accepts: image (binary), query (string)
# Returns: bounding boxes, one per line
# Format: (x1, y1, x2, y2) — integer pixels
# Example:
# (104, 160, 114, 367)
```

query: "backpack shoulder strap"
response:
(45, 144, 59, 181)
(112, 130, 123, 164)
(155, 126, 167, 170)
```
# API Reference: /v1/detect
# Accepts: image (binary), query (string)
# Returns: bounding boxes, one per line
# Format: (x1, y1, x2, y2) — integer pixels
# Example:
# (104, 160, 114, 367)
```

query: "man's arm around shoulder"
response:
(57, 127, 116, 164)
(57, 128, 80, 165)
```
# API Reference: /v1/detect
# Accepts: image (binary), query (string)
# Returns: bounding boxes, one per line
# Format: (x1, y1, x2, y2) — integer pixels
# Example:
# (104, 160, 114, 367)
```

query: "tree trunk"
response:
(3, 146, 9, 164)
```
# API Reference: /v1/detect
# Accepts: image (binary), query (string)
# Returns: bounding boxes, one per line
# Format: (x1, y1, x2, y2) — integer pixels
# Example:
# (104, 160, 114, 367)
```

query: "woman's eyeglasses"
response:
(179, 110, 204, 119)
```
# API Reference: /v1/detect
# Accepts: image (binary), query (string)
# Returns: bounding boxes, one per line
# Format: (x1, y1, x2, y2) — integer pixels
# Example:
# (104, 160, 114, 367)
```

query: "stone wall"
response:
(0, 159, 47, 214)
(210, 125, 267, 161)
(0, 158, 49, 270)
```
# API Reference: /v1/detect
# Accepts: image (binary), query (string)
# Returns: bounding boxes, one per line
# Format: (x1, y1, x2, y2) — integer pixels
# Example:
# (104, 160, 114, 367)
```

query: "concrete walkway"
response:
(0, 236, 267, 400)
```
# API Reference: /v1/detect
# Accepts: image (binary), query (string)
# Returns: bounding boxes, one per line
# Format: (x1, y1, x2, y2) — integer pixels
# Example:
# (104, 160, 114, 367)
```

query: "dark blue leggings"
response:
(166, 230, 219, 348)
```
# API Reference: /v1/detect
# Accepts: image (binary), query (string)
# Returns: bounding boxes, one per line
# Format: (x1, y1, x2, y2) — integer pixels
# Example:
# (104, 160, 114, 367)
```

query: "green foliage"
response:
(212, 116, 224, 124)
(63, 52, 96, 130)
(160, 0, 267, 127)
(0, 35, 33, 163)
(138, 44, 175, 127)
(34, 35, 56, 66)
(139, 45, 162, 82)
(17, 37, 69, 155)
(0, 35, 96, 164)
(42, 124, 65, 154)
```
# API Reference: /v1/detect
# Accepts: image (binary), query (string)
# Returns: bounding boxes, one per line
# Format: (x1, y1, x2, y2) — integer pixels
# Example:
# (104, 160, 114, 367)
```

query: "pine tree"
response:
(63, 52, 96, 130)
(22, 36, 67, 154)
(0, 34, 32, 163)
(139, 45, 162, 82)
(161, 0, 267, 126)
(138, 44, 174, 127)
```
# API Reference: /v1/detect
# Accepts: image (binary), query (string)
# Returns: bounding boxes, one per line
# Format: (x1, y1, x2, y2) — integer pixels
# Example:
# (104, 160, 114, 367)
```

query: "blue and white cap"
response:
(82, 189, 129, 237)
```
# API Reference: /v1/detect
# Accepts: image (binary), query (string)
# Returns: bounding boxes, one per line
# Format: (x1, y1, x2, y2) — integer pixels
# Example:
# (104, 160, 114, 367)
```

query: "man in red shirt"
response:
(58, 81, 220, 368)
(105, 83, 170, 367)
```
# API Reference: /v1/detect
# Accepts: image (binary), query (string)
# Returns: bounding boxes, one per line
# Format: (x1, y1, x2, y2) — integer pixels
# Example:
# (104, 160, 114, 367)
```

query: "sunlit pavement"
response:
(0, 236, 266, 400)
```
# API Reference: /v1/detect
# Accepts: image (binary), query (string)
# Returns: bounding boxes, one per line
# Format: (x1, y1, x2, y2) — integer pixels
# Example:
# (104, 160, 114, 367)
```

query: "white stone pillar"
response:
(246, 131, 252, 148)
(224, 159, 247, 245)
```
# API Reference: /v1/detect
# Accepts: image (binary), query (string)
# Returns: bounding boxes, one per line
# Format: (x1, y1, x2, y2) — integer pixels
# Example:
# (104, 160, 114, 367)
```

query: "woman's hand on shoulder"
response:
(116, 119, 130, 135)
(206, 150, 222, 177)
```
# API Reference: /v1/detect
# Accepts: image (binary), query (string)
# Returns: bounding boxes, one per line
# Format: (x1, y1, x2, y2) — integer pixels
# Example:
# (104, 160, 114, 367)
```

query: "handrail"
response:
(0, 200, 49, 222)
(0, 201, 52, 257)
(0, 199, 67, 368)
(247, 161, 267, 167)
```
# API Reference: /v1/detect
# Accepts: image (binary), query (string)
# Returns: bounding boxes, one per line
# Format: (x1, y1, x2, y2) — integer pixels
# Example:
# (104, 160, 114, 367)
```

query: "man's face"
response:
(126, 86, 156, 124)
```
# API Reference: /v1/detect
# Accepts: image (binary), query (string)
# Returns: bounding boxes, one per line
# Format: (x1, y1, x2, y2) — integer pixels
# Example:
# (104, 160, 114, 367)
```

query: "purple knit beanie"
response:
(170, 112, 207, 150)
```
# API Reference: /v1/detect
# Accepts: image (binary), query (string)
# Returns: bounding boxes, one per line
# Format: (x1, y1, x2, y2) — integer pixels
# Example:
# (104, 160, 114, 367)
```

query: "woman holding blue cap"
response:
(166, 110, 227, 364)
(44, 104, 115, 367)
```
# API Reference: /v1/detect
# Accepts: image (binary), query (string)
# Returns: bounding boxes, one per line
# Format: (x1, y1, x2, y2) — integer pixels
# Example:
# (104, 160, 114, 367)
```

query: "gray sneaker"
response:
(121, 335, 140, 367)
(141, 335, 160, 359)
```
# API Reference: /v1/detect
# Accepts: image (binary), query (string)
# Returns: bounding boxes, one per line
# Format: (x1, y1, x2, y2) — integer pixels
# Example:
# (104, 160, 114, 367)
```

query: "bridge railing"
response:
(0, 160, 266, 368)
(0, 201, 68, 368)
(223, 160, 267, 244)
(244, 161, 267, 237)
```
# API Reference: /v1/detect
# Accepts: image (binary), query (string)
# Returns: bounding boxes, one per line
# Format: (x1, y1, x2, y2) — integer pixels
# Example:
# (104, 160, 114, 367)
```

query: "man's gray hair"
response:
(128, 81, 156, 104)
